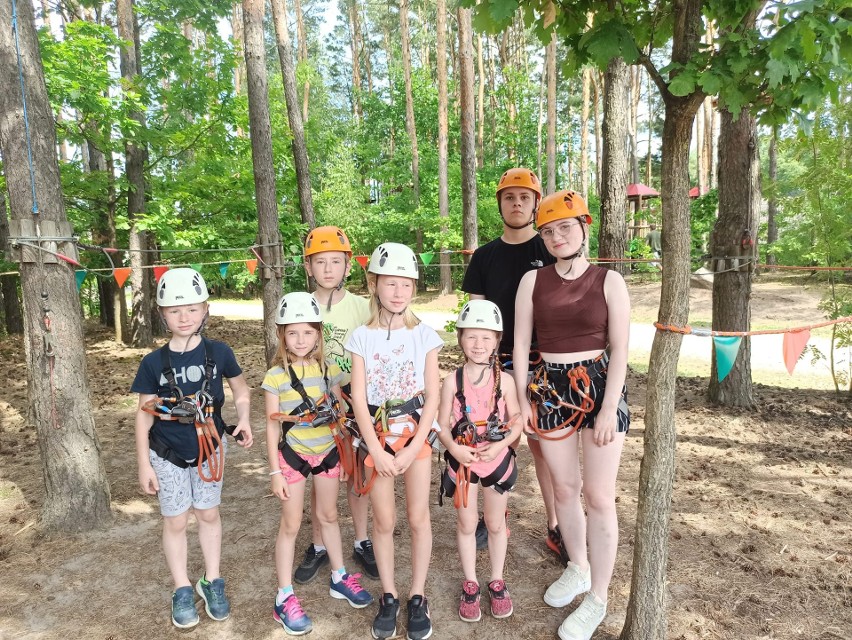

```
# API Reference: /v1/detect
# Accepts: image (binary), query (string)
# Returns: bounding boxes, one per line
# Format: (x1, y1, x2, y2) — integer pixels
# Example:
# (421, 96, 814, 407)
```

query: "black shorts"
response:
(535, 358, 630, 434)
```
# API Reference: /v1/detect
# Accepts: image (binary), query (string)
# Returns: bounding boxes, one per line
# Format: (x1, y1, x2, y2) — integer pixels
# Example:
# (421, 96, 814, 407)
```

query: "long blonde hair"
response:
(272, 322, 329, 379)
(365, 273, 421, 329)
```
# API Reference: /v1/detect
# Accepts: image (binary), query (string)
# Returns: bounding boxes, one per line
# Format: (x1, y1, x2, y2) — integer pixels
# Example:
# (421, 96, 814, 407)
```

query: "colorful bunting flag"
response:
(75, 270, 87, 291)
(153, 265, 169, 282)
(219, 262, 230, 278)
(713, 336, 742, 382)
(783, 330, 810, 375)
(355, 255, 369, 269)
(419, 252, 435, 265)
(113, 267, 131, 287)
(190, 263, 202, 272)
(246, 259, 258, 275)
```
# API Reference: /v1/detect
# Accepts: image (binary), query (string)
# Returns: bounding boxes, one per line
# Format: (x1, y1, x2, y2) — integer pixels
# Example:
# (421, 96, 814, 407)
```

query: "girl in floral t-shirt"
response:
(346, 243, 443, 640)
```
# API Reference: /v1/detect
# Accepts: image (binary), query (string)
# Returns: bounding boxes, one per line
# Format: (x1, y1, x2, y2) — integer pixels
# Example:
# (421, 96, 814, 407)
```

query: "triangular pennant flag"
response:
(419, 251, 435, 265)
(713, 336, 743, 382)
(292, 255, 302, 265)
(153, 265, 169, 282)
(246, 259, 258, 275)
(355, 255, 369, 269)
(219, 262, 230, 278)
(190, 263, 202, 272)
(75, 270, 87, 290)
(783, 329, 810, 375)
(114, 267, 131, 287)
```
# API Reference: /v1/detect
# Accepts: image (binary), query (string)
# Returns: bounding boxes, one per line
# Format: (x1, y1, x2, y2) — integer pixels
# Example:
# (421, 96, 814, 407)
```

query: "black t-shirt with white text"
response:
(131, 338, 242, 460)
(462, 235, 555, 354)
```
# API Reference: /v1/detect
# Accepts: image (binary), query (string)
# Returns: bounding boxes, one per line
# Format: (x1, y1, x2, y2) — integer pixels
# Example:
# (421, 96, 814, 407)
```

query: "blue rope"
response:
(11, 0, 40, 217)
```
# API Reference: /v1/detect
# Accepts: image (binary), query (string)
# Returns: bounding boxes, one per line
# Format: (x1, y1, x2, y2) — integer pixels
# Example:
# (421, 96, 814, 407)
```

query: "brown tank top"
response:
(532, 264, 608, 352)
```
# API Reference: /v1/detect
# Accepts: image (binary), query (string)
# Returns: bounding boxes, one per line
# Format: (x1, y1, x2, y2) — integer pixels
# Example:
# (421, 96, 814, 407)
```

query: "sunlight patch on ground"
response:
(113, 499, 155, 515)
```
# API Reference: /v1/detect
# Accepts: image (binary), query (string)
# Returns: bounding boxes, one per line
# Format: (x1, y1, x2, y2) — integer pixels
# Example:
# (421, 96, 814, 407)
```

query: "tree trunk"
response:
(476, 34, 484, 169)
(105, 152, 128, 342)
(705, 96, 715, 187)
(696, 106, 706, 194)
(621, 1, 705, 634)
(349, 0, 362, 122)
(116, 0, 152, 348)
(545, 37, 557, 195)
(646, 67, 653, 186)
(0, 189, 24, 334)
(599, 57, 629, 274)
(580, 67, 591, 199)
(293, 0, 309, 122)
(0, 0, 112, 531)
(458, 6, 478, 258)
(362, 5, 373, 96)
(243, 0, 284, 366)
(399, 0, 420, 210)
(593, 71, 602, 196)
(708, 109, 758, 406)
(537, 68, 544, 180)
(231, 3, 246, 96)
(270, 0, 316, 228)
(436, 0, 451, 295)
(766, 125, 778, 266)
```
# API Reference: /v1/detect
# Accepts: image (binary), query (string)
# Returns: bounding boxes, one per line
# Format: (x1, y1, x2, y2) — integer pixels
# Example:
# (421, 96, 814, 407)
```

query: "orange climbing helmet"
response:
(496, 168, 542, 202)
(536, 190, 592, 228)
(304, 226, 352, 258)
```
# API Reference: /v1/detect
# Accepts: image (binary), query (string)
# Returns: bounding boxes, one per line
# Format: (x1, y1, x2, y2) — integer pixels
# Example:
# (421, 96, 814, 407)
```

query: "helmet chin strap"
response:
(378, 302, 402, 340)
(466, 351, 497, 385)
(327, 280, 345, 312)
(499, 200, 538, 230)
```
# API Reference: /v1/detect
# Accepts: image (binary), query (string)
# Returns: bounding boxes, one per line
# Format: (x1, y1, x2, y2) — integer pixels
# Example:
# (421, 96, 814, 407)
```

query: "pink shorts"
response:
(277, 450, 341, 485)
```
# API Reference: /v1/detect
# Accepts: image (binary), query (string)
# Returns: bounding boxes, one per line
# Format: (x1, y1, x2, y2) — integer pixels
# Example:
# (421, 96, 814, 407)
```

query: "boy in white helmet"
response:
(132, 268, 253, 629)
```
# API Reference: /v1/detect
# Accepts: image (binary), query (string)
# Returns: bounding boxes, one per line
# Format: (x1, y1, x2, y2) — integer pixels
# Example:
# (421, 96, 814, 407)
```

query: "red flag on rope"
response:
(113, 267, 131, 287)
(246, 259, 258, 275)
(153, 265, 169, 282)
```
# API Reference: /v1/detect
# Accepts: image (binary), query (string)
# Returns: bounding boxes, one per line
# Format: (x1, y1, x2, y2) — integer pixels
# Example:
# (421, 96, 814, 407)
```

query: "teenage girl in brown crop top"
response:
(512, 190, 630, 640)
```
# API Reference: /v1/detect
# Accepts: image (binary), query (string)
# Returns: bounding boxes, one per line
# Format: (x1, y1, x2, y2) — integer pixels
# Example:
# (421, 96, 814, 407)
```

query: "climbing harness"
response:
(526, 354, 608, 441)
(268, 365, 355, 479)
(141, 338, 226, 482)
(349, 393, 436, 497)
(440, 367, 518, 509)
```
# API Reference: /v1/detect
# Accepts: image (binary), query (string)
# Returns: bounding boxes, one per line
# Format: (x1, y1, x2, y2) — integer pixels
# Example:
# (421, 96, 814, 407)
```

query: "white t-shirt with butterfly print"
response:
(346, 322, 444, 433)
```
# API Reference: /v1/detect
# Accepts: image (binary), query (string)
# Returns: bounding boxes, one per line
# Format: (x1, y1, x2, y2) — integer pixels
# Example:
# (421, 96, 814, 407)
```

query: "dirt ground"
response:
(0, 278, 850, 640)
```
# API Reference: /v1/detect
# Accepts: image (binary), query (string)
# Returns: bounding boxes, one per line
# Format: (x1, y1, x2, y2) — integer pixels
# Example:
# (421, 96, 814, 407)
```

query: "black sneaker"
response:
(474, 516, 488, 550)
(406, 595, 432, 640)
(294, 544, 329, 584)
(354, 539, 380, 579)
(372, 592, 400, 640)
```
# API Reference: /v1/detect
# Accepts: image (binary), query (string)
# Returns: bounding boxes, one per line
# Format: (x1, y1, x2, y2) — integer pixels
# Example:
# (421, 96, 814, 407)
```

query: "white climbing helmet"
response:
(367, 243, 419, 280)
(276, 292, 323, 325)
(456, 299, 503, 332)
(156, 268, 209, 307)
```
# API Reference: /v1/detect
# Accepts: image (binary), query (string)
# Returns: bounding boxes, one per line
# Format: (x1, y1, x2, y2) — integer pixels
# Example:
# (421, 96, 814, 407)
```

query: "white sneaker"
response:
(543, 562, 591, 608)
(558, 592, 607, 640)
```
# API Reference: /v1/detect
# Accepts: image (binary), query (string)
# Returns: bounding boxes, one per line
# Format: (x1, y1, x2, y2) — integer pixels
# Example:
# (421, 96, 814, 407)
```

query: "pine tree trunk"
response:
(458, 6, 478, 258)
(231, 4, 246, 96)
(270, 0, 316, 228)
(766, 125, 778, 266)
(399, 0, 420, 209)
(436, 0, 451, 295)
(294, 0, 309, 121)
(476, 34, 484, 169)
(621, 1, 706, 633)
(243, 0, 284, 366)
(0, 0, 112, 531)
(708, 109, 758, 407)
(580, 67, 591, 199)
(349, 0, 362, 122)
(116, 0, 152, 348)
(545, 37, 557, 195)
(0, 190, 24, 334)
(105, 152, 128, 342)
(593, 71, 602, 197)
(599, 57, 629, 274)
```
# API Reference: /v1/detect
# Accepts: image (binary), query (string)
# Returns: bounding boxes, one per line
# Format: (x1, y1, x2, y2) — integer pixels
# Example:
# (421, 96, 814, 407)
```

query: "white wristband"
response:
(269, 469, 283, 476)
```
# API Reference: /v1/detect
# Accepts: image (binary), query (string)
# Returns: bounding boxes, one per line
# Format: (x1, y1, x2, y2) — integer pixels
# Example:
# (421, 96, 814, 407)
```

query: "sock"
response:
(313, 543, 327, 553)
(276, 585, 294, 606)
(354, 539, 368, 551)
(331, 567, 346, 584)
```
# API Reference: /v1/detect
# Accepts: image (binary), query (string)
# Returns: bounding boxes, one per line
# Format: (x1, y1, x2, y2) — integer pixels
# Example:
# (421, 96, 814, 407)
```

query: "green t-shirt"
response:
(322, 291, 370, 384)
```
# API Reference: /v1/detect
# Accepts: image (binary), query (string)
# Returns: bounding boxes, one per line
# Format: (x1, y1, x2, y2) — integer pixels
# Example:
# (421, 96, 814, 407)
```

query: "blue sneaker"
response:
(171, 586, 199, 629)
(274, 594, 313, 636)
(329, 572, 374, 608)
(196, 576, 231, 621)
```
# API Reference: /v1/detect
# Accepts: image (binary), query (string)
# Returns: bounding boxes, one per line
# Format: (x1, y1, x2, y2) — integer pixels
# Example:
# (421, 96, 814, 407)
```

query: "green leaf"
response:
(668, 73, 697, 97)
(766, 58, 788, 88)
(697, 71, 722, 96)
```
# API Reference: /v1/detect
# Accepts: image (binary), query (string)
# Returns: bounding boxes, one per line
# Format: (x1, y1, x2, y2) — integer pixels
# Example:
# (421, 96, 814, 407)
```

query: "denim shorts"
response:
(149, 438, 227, 517)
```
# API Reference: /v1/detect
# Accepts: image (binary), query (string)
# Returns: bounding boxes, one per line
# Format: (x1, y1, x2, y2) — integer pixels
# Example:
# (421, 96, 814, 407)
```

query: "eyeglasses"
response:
(539, 220, 580, 240)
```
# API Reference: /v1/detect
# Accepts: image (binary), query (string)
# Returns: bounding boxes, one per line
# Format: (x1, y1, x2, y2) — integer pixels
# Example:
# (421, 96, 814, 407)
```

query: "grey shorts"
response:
(149, 438, 227, 517)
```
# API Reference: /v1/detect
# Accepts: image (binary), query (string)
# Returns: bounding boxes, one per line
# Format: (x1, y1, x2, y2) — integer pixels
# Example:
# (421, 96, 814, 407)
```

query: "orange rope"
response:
(654, 315, 852, 337)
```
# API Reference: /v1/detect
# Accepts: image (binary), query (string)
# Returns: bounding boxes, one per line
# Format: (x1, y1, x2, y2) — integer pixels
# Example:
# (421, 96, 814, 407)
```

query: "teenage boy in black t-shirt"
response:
(462, 168, 566, 564)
